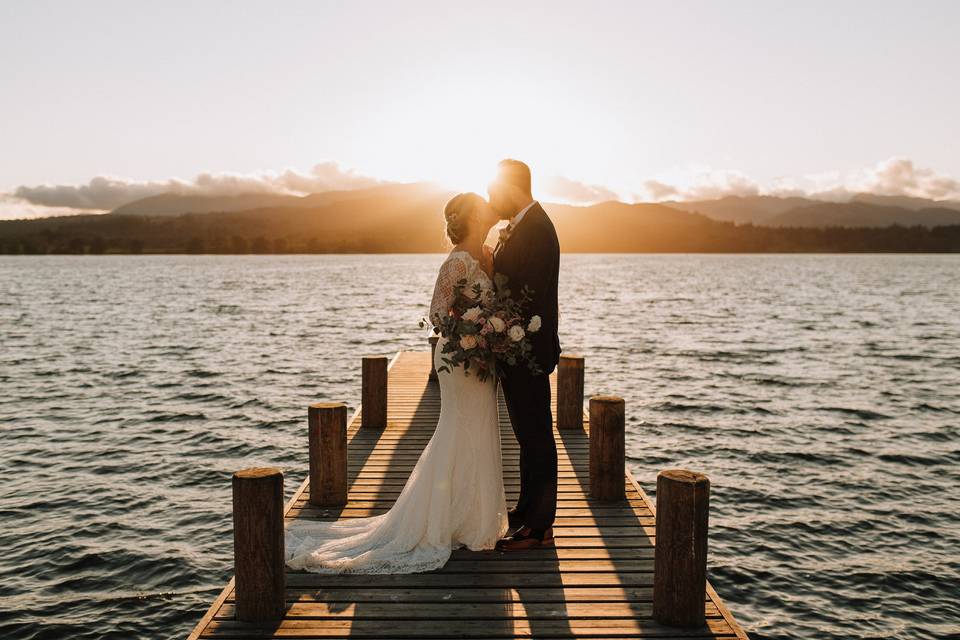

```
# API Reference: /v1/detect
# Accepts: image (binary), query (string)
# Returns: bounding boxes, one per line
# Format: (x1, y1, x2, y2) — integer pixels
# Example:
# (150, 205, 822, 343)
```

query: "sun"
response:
(338, 69, 585, 195)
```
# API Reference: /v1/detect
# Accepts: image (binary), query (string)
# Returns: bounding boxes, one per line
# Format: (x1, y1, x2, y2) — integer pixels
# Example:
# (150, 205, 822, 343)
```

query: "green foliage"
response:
(431, 275, 542, 382)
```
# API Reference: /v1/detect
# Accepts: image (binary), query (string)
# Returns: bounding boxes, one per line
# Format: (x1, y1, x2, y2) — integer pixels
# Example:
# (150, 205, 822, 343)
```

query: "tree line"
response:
(1, 210, 959, 254)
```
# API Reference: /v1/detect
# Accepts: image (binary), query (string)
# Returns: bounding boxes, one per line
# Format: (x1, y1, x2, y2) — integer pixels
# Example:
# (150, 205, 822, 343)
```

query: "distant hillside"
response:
(662, 195, 812, 224)
(111, 192, 302, 216)
(849, 193, 960, 212)
(110, 182, 446, 216)
(101, 185, 960, 231)
(767, 202, 960, 228)
(3, 191, 959, 254)
(662, 193, 960, 227)
(550, 202, 719, 251)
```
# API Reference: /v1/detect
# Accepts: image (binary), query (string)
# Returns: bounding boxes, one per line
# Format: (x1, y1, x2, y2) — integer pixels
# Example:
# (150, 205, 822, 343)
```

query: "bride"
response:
(284, 192, 508, 574)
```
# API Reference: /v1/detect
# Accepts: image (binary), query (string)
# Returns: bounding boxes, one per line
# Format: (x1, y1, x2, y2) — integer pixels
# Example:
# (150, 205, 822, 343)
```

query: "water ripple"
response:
(1, 254, 958, 640)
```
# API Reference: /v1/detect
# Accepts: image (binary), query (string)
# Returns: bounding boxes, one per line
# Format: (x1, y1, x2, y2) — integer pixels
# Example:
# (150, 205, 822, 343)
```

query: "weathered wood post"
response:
(428, 335, 439, 380)
(232, 467, 285, 622)
(308, 402, 347, 506)
(361, 356, 388, 428)
(588, 396, 625, 500)
(557, 355, 585, 430)
(653, 469, 710, 627)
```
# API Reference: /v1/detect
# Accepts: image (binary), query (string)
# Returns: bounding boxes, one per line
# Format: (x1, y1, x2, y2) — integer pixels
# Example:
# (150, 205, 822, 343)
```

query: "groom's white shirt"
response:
(495, 200, 537, 257)
(510, 200, 537, 231)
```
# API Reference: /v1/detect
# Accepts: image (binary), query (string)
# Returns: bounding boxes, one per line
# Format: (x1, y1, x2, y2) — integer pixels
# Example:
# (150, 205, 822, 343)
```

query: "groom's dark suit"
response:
(493, 201, 561, 531)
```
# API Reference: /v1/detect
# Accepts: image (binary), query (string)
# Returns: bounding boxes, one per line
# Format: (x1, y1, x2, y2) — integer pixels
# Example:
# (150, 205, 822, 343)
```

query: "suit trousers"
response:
(499, 364, 557, 531)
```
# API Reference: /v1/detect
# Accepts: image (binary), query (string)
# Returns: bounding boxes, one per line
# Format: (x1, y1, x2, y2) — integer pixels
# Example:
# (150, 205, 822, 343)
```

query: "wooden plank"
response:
(283, 572, 656, 589)
(201, 617, 738, 638)
(286, 510, 651, 522)
(231, 586, 684, 603)
(188, 351, 747, 640)
(288, 510, 654, 527)
(251, 586, 671, 603)
(186, 578, 234, 640)
(216, 601, 724, 620)
(291, 500, 651, 512)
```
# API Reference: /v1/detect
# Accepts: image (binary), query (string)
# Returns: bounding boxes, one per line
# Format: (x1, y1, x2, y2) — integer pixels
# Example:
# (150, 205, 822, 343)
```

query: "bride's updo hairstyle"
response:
(443, 192, 483, 245)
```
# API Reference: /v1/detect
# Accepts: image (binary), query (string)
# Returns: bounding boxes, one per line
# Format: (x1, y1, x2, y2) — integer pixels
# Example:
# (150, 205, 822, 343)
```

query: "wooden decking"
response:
(188, 351, 749, 639)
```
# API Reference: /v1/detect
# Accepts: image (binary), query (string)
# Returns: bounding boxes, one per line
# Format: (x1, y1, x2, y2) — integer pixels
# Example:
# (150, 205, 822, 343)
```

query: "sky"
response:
(1, 0, 959, 218)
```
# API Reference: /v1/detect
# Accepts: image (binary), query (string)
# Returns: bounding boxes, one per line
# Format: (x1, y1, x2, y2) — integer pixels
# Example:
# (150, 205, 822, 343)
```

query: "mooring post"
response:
(361, 356, 388, 428)
(588, 395, 626, 500)
(428, 334, 439, 380)
(557, 354, 585, 430)
(232, 467, 285, 622)
(308, 402, 347, 506)
(653, 469, 710, 627)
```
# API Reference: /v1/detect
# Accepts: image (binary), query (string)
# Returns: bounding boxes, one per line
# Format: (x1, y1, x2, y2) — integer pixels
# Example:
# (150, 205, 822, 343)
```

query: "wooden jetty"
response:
(187, 349, 749, 639)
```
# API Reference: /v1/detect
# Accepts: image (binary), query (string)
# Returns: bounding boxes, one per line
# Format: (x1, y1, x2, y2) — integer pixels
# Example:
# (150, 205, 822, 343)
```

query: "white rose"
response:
(461, 306, 483, 323)
(527, 315, 542, 333)
(460, 335, 478, 350)
(489, 316, 506, 332)
(508, 325, 525, 342)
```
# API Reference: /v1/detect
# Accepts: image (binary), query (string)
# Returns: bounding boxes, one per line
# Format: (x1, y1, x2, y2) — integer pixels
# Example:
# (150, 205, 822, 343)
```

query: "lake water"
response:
(1, 254, 958, 640)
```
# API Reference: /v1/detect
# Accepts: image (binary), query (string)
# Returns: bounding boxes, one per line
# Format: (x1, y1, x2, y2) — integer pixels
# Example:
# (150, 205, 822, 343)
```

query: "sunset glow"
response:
(2, 1, 958, 219)
(1, 5, 958, 639)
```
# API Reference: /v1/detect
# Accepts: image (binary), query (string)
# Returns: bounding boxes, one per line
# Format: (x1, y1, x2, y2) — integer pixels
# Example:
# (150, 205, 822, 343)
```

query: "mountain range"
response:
(3, 180, 959, 254)
(3, 182, 960, 254)
(662, 194, 960, 227)
(105, 185, 960, 229)
(108, 183, 426, 217)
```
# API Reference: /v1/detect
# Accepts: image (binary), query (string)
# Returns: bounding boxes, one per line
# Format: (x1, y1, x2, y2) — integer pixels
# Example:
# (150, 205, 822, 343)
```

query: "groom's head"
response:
(488, 159, 533, 220)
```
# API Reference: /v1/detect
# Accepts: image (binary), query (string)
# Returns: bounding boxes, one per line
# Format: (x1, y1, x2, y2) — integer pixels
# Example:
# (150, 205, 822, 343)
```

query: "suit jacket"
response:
(493, 202, 562, 375)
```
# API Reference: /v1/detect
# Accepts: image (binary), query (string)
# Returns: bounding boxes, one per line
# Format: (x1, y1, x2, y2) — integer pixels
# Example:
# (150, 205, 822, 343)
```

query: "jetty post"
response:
(653, 469, 710, 627)
(308, 402, 348, 506)
(557, 354, 585, 430)
(190, 351, 749, 640)
(231, 467, 285, 621)
(588, 395, 626, 500)
(361, 356, 388, 428)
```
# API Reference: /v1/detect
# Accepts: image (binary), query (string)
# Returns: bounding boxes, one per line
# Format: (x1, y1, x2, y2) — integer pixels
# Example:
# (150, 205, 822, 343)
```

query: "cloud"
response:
(641, 180, 680, 200)
(0, 194, 100, 220)
(849, 157, 960, 201)
(638, 169, 760, 202)
(679, 172, 760, 201)
(636, 158, 960, 203)
(271, 162, 380, 194)
(14, 176, 179, 210)
(8, 162, 380, 212)
(543, 175, 618, 204)
(5, 157, 959, 220)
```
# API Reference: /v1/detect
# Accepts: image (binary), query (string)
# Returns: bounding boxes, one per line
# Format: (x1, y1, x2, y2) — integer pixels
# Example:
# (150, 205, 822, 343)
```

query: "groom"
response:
(489, 159, 562, 551)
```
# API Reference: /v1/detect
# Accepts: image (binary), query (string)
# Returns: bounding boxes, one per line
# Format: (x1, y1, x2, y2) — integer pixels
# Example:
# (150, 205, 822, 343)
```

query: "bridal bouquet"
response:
(421, 274, 542, 382)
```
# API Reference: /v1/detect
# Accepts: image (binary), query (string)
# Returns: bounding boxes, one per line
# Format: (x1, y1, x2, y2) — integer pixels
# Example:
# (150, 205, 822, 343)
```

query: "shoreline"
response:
(3, 250, 960, 256)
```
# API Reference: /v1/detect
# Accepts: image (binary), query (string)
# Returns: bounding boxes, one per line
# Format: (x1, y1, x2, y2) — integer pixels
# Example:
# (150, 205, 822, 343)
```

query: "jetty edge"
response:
(187, 348, 750, 639)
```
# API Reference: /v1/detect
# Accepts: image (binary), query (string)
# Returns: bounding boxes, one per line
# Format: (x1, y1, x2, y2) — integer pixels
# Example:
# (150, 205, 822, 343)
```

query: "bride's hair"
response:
(443, 192, 483, 245)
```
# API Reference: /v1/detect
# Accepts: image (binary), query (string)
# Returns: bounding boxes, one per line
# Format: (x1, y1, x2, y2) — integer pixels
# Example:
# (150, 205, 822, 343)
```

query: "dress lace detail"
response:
(429, 250, 492, 323)
(284, 250, 507, 574)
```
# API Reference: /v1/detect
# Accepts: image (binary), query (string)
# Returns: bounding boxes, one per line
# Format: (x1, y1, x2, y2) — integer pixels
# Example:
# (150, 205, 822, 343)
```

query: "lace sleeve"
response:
(429, 255, 468, 325)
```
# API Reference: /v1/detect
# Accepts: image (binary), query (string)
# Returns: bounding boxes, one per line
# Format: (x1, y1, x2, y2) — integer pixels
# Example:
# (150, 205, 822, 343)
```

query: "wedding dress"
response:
(284, 250, 508, 574)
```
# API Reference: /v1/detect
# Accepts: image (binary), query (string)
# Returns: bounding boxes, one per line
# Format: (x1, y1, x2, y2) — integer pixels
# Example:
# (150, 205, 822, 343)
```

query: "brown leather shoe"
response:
(495, 526, 555, 551)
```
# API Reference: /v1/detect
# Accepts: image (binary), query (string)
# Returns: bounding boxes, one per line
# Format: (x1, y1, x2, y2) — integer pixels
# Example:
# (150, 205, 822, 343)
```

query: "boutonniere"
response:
(498, 225, 514, 245)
